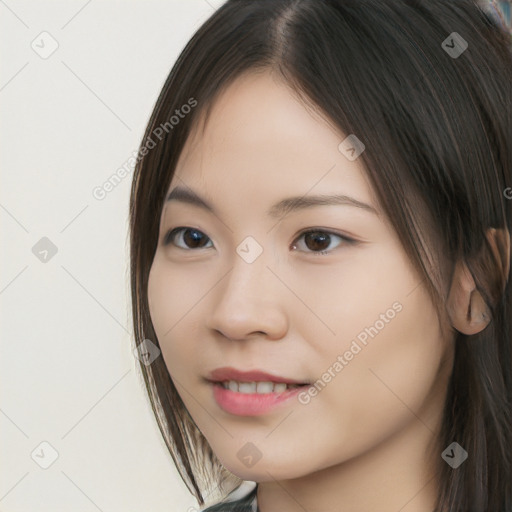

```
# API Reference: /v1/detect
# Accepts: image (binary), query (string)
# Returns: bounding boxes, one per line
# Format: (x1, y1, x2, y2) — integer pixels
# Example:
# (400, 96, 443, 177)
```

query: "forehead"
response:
(179, 70, 345, 166)
(170, 70, 378, 216)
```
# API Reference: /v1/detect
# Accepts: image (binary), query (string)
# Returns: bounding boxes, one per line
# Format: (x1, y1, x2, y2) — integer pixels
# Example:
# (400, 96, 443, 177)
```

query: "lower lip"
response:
(210, 382, 309, 416)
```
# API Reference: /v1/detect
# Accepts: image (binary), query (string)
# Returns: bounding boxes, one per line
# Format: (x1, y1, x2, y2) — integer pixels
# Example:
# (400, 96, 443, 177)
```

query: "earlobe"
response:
(446, 260, 491, 335)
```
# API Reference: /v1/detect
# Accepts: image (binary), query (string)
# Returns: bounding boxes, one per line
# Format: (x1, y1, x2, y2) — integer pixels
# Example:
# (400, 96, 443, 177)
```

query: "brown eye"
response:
(303, 231, 331, 252)
(163, 226, 355, 255)
(164, 227, 213, 249)
(292, 229, 354, 256)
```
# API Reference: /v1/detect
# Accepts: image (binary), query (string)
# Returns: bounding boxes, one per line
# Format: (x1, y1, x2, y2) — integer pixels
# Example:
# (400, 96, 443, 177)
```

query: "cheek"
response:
(147, 260, 172, 340)
(300, 242, 449, 449)
(147, 259, 198, 375)
(148, 255, 202, 336)
(288, 240, 417, 340)
(316, 283, 447, 452)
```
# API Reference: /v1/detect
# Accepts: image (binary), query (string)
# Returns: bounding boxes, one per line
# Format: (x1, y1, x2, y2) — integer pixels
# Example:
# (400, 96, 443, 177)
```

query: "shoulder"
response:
(200, 482, 258, 512)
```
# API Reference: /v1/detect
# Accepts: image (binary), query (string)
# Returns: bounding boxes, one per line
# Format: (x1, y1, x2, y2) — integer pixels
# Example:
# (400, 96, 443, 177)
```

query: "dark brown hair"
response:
(129, 1, 512, 509)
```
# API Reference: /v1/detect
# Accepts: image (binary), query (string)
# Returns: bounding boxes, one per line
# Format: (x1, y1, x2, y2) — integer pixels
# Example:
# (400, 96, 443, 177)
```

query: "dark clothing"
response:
(201, 484, 258, 512)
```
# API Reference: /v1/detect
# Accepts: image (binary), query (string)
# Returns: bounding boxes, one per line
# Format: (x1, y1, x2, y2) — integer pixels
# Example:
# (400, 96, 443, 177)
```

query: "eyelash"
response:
(162, 226, 356, 256)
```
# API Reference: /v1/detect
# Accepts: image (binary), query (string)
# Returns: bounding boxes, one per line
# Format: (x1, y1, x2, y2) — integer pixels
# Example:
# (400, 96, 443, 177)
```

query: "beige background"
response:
(0, 1, 227, 510)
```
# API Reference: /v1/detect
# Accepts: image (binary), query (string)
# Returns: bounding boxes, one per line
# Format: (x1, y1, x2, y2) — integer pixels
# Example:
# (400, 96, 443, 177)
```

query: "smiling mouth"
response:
(213, 380, 309, 394)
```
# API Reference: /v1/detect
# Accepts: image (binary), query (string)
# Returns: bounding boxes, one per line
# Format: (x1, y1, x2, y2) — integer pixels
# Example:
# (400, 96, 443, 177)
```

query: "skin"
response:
(147, 69, 491, 512)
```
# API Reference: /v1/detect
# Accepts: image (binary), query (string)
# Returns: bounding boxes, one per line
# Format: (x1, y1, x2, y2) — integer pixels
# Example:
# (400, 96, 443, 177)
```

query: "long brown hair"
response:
(129, 1, 512, 509)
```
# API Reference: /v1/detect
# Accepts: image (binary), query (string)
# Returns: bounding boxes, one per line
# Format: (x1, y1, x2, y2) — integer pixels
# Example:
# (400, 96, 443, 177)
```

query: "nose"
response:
(205, 252, 289, 341)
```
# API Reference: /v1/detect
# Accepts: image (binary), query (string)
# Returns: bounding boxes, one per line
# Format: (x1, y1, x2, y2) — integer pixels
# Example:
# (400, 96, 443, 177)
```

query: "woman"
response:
(129, 1, 512, 510)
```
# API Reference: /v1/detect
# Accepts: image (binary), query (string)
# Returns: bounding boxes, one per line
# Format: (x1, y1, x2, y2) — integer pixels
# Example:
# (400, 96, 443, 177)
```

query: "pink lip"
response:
(210, 382, 308, 416)
(207, 366, 309, 385)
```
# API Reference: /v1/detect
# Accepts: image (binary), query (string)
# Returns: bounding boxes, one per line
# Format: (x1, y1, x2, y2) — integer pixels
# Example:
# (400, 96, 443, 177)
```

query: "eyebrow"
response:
(165, 186, 378, 218)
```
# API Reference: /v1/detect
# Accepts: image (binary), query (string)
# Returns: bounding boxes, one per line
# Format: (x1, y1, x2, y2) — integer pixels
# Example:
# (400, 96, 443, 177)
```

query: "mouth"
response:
(212, 380, 308, 394)
(205, 367, 312, 415)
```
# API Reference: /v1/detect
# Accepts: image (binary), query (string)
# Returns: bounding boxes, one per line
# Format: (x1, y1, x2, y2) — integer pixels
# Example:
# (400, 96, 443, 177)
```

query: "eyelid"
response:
(296, 227, 357, 242)
(162, 226, 211, 247)
(162, 226, 358, 253)
(291, 228, 357, 254)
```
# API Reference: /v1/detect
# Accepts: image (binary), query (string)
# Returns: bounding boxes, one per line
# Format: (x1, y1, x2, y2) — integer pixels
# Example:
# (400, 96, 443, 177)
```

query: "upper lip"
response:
(207, 367, 310, 385)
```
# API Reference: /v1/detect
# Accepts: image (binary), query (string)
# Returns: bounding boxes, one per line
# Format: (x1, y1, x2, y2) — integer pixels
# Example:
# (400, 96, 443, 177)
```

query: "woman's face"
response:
(147, 70, 454, 482)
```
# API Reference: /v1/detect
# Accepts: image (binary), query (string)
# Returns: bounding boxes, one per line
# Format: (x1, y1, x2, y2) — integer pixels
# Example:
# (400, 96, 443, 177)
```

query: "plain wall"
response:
(0, 1, 227, 511)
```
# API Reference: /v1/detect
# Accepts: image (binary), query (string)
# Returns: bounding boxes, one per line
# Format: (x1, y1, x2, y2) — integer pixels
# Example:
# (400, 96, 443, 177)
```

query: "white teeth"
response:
(221, 380, 301, 394)
(256, 381, 274, 394)
(273, 382, 287, 393)
(238, 382, 257, 393)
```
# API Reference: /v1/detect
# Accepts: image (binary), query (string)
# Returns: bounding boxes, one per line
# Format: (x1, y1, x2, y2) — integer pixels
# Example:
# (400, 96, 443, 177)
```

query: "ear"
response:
(446, 227, 510, 335)
(446, 260, 490, 335)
